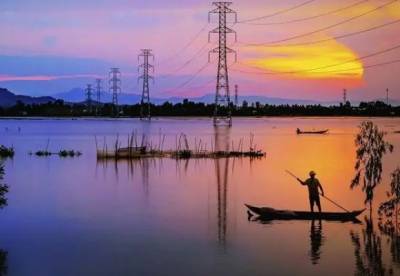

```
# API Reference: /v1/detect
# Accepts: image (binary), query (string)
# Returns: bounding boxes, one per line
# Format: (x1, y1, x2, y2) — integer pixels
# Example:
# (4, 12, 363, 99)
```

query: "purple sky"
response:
(0, 0, 399, 101)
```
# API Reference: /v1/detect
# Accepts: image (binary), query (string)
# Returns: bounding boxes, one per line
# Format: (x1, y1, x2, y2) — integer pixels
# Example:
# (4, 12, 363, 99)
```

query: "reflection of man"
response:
(310, 220, 323, 265)
(297, 171, 324, 213)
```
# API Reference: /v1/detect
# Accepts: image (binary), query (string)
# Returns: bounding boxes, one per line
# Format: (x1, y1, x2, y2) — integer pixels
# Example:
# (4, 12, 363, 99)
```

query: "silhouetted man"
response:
(297, 171, 324, 213)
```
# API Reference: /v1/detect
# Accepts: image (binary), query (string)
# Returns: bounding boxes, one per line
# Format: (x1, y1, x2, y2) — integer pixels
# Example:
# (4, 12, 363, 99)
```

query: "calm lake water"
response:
(0, 117, 400, 276)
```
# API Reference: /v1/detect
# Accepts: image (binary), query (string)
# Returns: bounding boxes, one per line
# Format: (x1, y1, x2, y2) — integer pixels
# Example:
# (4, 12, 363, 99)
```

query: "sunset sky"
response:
(0, 0, 399, 101)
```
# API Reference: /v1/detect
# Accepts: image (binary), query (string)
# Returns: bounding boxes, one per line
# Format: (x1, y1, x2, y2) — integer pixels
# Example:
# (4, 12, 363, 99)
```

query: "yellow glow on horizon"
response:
(244, 38, 364, 79)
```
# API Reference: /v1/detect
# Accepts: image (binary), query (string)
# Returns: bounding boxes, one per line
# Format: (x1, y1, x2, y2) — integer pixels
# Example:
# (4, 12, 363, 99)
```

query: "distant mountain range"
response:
(0, 88, 56, 107)
(1, 87, 399, 107)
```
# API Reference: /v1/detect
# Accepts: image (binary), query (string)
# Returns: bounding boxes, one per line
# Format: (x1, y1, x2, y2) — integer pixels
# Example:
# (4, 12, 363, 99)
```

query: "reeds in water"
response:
(97, 132, 266, 160)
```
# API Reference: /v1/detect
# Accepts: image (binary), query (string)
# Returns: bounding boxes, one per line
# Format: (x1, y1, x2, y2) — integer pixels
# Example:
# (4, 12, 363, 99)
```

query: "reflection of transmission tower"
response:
(138, 49, 154, 120)
(85, 84, 93, 112)
(213, 125, 231, 247)
(209, 2, 237, 127)
(95, 79, 102, 115)
(109, 68, 121, 116)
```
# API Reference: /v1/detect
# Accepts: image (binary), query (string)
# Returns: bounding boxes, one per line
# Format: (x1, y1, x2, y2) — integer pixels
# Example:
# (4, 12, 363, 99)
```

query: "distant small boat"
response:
(393, 130, 400, 134)
(245, 204, 365, 221)
(296, 128, 329, 135)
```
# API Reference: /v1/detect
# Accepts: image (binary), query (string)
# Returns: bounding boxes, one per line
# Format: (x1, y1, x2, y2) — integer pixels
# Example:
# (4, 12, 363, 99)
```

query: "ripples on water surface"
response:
(0, 117, 399, 275)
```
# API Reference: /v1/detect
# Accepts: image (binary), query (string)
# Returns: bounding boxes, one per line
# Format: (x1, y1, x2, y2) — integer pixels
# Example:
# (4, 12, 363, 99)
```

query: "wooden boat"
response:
(296, 128, 329, 135)
(245, 204, 365, 221)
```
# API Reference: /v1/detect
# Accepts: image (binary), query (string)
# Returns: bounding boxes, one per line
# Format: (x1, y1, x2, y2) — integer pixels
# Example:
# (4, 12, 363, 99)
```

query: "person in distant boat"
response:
(297, 171, 324, 213)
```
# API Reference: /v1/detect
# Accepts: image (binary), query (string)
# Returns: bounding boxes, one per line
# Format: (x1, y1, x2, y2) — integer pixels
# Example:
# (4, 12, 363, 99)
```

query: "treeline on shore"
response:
(0, 99, 399, 117)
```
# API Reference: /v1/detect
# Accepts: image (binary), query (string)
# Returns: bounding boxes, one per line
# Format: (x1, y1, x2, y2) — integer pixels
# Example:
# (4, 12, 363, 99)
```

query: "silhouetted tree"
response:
(351, 121, 394, 215)
(379, 168, 400, 221)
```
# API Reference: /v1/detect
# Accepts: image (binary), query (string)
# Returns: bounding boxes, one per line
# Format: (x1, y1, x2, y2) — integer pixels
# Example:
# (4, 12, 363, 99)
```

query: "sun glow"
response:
(244, 38, 364, 79)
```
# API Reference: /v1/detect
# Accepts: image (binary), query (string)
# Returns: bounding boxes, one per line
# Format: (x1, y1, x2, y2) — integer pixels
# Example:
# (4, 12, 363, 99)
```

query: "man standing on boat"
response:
(297, 171, 324, 213)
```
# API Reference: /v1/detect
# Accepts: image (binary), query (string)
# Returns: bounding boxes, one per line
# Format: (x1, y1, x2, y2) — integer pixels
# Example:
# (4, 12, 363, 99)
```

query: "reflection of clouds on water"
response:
(309, 220, 324, 265)
(350, 217, 387, 275)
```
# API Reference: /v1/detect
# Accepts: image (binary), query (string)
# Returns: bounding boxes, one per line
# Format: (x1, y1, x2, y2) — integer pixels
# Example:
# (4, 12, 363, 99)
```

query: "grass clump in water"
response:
(58, 150, 82, 157)
(0, 145, 14, 158)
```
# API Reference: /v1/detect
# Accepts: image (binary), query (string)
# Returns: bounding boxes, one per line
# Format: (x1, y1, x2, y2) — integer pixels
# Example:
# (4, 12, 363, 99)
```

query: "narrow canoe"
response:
(296, 129, 329, 135)
(245, 204, 365, 221)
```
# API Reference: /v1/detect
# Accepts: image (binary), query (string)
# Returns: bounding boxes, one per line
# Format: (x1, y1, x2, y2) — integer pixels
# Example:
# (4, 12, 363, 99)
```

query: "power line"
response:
(234, 42, 400, 75)
(240, 0, 398, 46)
(232, 58, 400, 76)
(158, 22, 209, 65)
(159, 41, 211, 78)
(261, 18, 400, 47)
(314, 58, 400, 74)
(242, 0, 368, 26)
(238, 0, 315, 23)
(166, 78, 216, 94)
(162, 62, 211, 93)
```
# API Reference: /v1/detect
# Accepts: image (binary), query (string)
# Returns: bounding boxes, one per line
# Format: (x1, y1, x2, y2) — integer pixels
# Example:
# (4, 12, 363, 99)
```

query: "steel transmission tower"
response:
(109, 68, 121, 116)
(138, 49, 154, 120)
(209, 2, 237, 127)
(85, 84, 93, 112)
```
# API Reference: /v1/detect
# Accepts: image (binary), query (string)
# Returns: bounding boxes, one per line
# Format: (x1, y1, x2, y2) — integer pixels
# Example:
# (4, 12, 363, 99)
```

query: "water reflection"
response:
(0, 249, 7, 276)
(379, 218, 400, 269)
(97, 158, 157, 200)
(350, 217, 387, 275)
(310, 220, 325, 265)
(0, 161, 8, 209)
(0, 161, 9, 275)
(214, 126, 231, 247)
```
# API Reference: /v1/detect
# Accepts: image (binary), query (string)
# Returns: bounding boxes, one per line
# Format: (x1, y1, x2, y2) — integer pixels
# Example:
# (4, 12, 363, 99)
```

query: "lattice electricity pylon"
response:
(85, 84, 93, 112)
(95, 78, 102, 115)
(209, 2, 237, 127)
(109, 68, 121, 117)
(138, 49, 154, 120)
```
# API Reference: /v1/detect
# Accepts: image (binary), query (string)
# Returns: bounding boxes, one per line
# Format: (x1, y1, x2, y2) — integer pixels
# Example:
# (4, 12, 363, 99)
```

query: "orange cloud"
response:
(242, 36, 364, 79)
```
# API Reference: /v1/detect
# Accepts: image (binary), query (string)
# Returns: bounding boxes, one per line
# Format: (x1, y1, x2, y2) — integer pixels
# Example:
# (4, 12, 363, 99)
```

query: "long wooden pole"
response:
(285, 170, 350, 213)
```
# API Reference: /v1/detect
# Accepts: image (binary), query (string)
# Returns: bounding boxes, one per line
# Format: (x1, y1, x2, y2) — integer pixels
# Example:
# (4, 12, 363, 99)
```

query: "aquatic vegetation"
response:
(34, 150, 52, 157)
(0, 145, 14, 158)
(96, 132, 266, 160)
(31, 149, 82, 158)
(378, 168, 400, 219)
(350, 121, 394, 214)
(58, 150, 82, 158)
